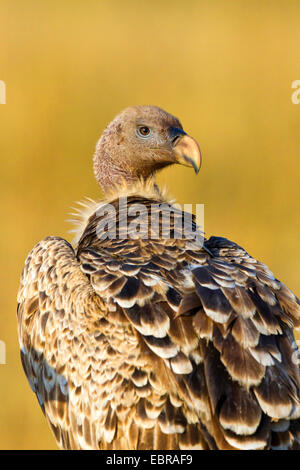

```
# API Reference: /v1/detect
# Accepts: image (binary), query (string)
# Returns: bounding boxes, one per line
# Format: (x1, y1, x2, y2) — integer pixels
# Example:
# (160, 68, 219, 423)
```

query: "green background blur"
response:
(0, 0, 299, 450)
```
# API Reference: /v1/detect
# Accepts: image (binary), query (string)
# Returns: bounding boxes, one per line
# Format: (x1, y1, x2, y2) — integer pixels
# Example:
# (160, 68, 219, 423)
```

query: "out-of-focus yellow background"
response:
(0, 0, 299, 450)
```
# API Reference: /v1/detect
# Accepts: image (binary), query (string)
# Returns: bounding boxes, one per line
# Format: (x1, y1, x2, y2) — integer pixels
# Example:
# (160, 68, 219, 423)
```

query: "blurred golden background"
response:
(0, 0, 299, 450)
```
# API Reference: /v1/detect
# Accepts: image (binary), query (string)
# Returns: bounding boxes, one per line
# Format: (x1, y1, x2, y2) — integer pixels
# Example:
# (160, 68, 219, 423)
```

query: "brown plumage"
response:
(17, 105, 300, 450)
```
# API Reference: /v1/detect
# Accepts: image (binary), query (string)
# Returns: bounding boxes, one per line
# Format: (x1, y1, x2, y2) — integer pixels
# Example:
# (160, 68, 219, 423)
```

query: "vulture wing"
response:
(17, 236, 108, 449)
(18, 197, 300, 450)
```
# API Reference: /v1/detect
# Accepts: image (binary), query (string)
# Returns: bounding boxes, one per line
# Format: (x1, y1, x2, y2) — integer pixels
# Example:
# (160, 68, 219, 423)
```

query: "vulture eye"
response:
(137, 126, 151, 138)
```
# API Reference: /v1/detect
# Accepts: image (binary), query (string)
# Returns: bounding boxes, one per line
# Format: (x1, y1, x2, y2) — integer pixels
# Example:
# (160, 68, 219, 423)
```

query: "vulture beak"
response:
(169, 127, 202, 174)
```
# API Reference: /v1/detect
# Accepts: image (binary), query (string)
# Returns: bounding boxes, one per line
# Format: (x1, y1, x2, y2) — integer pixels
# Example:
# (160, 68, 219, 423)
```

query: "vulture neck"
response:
(95, 159, 139, 194)
(94, 149, 158, 195)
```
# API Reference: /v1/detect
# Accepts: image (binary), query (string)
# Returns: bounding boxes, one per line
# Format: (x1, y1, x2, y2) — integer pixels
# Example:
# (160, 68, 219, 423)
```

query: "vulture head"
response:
(93, 105, 201, 192)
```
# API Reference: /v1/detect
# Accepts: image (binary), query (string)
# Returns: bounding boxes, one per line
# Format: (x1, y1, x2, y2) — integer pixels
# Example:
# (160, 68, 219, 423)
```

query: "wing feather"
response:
(17, 236, 105, 449)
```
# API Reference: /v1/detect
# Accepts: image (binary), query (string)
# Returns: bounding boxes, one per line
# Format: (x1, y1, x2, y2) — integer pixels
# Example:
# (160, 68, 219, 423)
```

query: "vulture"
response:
(17, 105, 300, 450)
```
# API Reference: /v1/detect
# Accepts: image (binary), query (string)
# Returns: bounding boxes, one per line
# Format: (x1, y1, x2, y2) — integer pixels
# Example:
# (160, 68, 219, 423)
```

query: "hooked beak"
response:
(169, 127, 202, 174)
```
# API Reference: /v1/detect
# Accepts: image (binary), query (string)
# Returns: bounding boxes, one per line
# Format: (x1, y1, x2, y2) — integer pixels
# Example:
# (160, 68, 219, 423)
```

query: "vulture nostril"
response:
(168, 126, 186, 144)
(171, 135, 181, 145)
